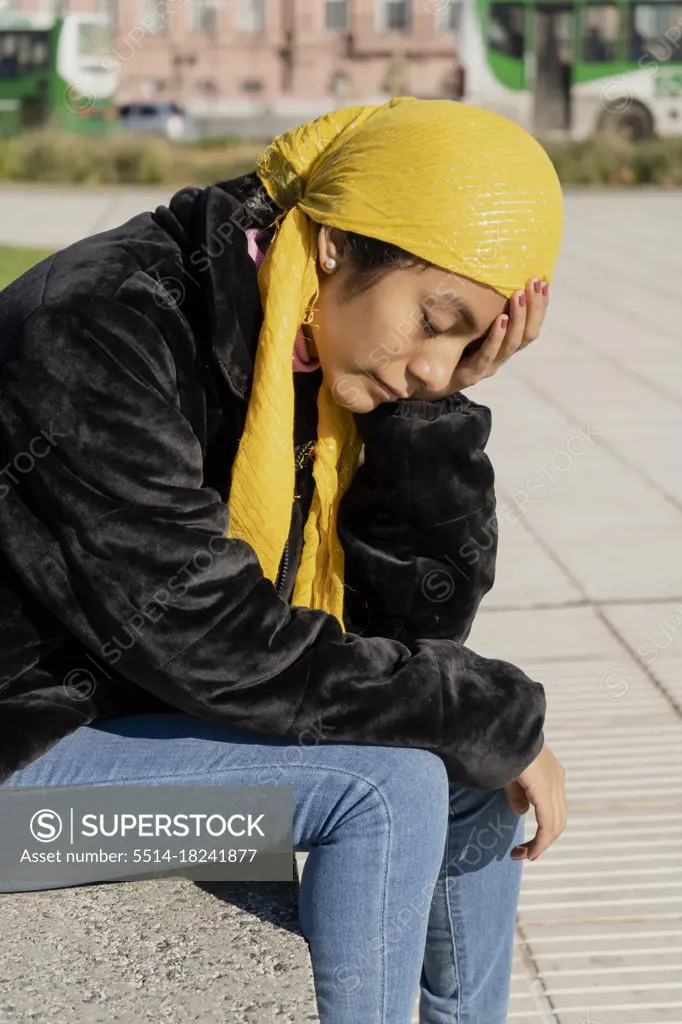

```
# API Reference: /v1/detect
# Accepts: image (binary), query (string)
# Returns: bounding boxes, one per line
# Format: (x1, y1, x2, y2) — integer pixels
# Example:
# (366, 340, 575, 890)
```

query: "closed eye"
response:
(421, 313, 442, 339)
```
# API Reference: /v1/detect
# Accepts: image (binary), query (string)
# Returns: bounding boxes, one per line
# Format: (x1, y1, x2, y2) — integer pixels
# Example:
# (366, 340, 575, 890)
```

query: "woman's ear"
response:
(317, 226, 347, 270)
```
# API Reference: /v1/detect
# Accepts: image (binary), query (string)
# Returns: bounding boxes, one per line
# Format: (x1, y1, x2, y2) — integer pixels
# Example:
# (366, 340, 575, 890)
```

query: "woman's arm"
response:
(338, 392, 497, 644)
(0, 295, 543, 790)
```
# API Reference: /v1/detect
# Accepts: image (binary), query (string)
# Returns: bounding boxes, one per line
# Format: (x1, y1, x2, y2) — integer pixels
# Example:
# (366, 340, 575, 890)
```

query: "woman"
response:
(0, 97, 566, 1022)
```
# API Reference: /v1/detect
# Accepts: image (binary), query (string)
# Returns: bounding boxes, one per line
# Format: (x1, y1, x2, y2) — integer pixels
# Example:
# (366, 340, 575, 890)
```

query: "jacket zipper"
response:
(275, 538, 290, 596)
(217, 357, 247, 401)
(276, 446, 309, 597)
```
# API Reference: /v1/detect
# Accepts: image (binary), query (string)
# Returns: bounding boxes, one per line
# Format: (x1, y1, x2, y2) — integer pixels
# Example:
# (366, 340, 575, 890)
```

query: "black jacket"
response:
(0, 172, 545, 788)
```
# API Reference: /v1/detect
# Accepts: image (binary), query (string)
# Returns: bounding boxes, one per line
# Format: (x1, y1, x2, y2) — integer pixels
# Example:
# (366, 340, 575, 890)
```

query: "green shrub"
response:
(1, 128, 681, 187)
(0, 129, 260, 185)
(543, 134, 682, 186)
(4, 131, 98, 184)
(543, 136, 636, 185)
(630, 136, 682, 185)
(182, 153, 259, 186)
(188, 134, 250, 150)
(96, 133, 171, 185)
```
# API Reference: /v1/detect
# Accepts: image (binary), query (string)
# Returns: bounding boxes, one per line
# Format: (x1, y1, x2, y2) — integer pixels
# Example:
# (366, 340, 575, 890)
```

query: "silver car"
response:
(117, 101, 200, 142)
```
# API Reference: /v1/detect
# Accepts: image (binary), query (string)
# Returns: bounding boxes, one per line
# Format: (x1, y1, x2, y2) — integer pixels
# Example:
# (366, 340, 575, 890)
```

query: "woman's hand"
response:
(452, 276, 549, 392)
(504, 741, 566, 861)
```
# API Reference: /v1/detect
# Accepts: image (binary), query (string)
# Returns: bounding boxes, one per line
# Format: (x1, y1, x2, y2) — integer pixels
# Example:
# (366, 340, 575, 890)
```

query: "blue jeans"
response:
(0, 713, 524, 1024)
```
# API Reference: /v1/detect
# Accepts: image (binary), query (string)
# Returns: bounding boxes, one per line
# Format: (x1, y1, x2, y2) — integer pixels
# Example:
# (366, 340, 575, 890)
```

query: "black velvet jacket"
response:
(0, 173, 545, 789)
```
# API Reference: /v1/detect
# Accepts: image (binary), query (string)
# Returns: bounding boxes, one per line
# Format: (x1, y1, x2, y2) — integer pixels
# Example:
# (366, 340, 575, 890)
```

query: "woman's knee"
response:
(380, 746, 449, 802)
(362, 746, 451, 842)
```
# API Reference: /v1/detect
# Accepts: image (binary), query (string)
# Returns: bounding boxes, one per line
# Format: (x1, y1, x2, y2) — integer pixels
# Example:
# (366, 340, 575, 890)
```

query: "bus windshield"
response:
(76, 21, 112, 62)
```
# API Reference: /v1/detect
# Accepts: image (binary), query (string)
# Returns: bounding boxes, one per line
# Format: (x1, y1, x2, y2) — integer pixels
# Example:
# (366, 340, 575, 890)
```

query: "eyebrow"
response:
(429, 292, 480, 335)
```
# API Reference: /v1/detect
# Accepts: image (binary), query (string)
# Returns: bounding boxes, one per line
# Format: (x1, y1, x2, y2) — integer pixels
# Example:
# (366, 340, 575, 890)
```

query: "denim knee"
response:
(371, 747, 450, 846)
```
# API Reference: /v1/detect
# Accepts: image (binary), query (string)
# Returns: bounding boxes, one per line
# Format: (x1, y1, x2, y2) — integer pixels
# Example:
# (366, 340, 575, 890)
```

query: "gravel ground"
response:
(0, 876, 319, 1023)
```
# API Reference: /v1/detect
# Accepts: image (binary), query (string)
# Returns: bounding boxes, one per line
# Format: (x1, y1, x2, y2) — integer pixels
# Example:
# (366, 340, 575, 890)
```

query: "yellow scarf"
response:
(226, 97, 564, 630)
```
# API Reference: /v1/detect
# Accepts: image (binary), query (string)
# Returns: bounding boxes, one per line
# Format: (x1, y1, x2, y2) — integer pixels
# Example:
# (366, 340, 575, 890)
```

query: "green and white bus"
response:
(457, 0, 682, 138)
(0, 11, 118, 137)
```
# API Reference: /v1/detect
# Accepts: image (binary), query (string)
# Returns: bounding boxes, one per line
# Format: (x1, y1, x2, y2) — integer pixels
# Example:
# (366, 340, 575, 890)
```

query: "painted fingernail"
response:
(499, 315, 508, 328)
(518, 292, 526, 307)
(542, 281, 549, 296)
(533, 279, 542, 294)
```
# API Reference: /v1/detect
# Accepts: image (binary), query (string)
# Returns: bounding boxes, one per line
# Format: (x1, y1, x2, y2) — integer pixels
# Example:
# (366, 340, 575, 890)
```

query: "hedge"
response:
(1, 130, 682, 186)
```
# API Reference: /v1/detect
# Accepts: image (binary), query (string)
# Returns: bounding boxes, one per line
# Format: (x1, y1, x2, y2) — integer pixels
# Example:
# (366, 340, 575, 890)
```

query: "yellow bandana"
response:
(226, 97, 564, 630)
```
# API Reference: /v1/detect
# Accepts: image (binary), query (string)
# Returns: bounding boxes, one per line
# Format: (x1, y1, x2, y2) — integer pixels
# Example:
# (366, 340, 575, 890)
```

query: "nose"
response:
(406, 352, 455, 396)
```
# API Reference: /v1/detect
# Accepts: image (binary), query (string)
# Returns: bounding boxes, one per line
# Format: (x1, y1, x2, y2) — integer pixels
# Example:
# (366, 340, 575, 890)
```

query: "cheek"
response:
(317, 287, 417, 372)
(315, 295, 355, 360)
(361, 339, 393, 373)
(354, 306, 417, 371)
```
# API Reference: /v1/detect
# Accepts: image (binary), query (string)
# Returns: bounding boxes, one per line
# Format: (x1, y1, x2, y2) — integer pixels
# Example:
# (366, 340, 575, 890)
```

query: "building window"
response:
(94, 0, 118, 31)
(488, 3, 525, 58)
(197, 77, 218, 95)
(325, 0, 348, 30)
(189, 0, 219, 33)
(141, 0, 168, 35)
(581, 5, 620, 61)
(436, 0, 462, 33)
(375, 0, 411, 33)
(236, 0, 265, 33)
(241, 78, 264, 93)
(628, 3, 682, 61)
(381, 52, 410, 92)
(329, 69, 352, 96)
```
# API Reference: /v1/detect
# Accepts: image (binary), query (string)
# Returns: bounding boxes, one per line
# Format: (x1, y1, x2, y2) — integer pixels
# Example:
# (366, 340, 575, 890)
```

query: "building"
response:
(3, 0, 461, 113)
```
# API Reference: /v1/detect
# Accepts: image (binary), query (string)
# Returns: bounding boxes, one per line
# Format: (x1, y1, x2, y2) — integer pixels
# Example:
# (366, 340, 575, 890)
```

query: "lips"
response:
(374, 375, 407, 401)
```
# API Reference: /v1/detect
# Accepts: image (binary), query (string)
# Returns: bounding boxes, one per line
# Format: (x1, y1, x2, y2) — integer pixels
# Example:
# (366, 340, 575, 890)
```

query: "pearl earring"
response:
(324, 257, 337, 272)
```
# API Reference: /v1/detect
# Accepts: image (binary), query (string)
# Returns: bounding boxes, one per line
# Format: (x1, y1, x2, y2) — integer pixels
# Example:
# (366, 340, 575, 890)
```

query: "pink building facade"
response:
(7, 0, 460, 107)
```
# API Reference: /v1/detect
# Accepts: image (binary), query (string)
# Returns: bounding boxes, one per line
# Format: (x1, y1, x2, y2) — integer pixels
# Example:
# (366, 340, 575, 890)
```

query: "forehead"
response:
(418, 265, 508, 315)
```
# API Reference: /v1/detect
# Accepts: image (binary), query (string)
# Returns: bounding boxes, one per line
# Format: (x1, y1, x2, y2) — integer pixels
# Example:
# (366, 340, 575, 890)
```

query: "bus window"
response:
(581, 4, 620, 61)
(0, 36, 18, 80)
(628, 3, 682, 61)
(30, 37, 49, 69)
(0, 31, 50, 79)
(488, 4, 525, 59)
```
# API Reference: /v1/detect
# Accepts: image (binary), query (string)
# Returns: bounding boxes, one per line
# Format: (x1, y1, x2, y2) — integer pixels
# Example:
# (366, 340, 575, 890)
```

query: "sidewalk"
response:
(464, 190, 682, 1024)
(0, 183, 176, 249)
(1, 188, 681, 1024)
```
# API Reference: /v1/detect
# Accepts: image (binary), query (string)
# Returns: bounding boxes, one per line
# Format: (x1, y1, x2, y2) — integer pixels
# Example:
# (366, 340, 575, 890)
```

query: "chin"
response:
(326, 373, 378, 414)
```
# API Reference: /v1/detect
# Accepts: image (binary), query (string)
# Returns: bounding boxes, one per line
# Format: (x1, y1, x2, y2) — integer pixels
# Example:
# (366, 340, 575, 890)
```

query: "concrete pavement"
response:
(466, 190, 682, 1024)
(0, 183, 177, 250)
(1, 188, 681, 1024)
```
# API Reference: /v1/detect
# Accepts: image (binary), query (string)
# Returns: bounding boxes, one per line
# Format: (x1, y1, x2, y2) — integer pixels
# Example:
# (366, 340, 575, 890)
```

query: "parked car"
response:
(117, 101, 200, 142)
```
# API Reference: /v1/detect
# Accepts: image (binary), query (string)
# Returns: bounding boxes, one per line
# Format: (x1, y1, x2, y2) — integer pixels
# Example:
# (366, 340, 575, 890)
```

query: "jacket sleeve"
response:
(0, 296, 544, 790)
(338, 393, 498, 645)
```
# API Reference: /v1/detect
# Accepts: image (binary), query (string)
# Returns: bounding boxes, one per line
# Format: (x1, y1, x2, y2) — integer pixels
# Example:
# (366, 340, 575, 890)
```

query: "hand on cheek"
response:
(451, 277, 549, 392)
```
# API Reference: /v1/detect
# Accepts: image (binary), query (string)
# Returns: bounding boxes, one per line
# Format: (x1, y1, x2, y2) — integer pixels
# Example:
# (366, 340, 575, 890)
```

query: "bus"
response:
(456, 0, 682, 139)
(0, 11, 118, 137)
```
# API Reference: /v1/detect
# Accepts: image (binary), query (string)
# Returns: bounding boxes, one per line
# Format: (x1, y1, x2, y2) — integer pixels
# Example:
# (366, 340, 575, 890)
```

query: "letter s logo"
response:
(30, 809, 63, 842)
